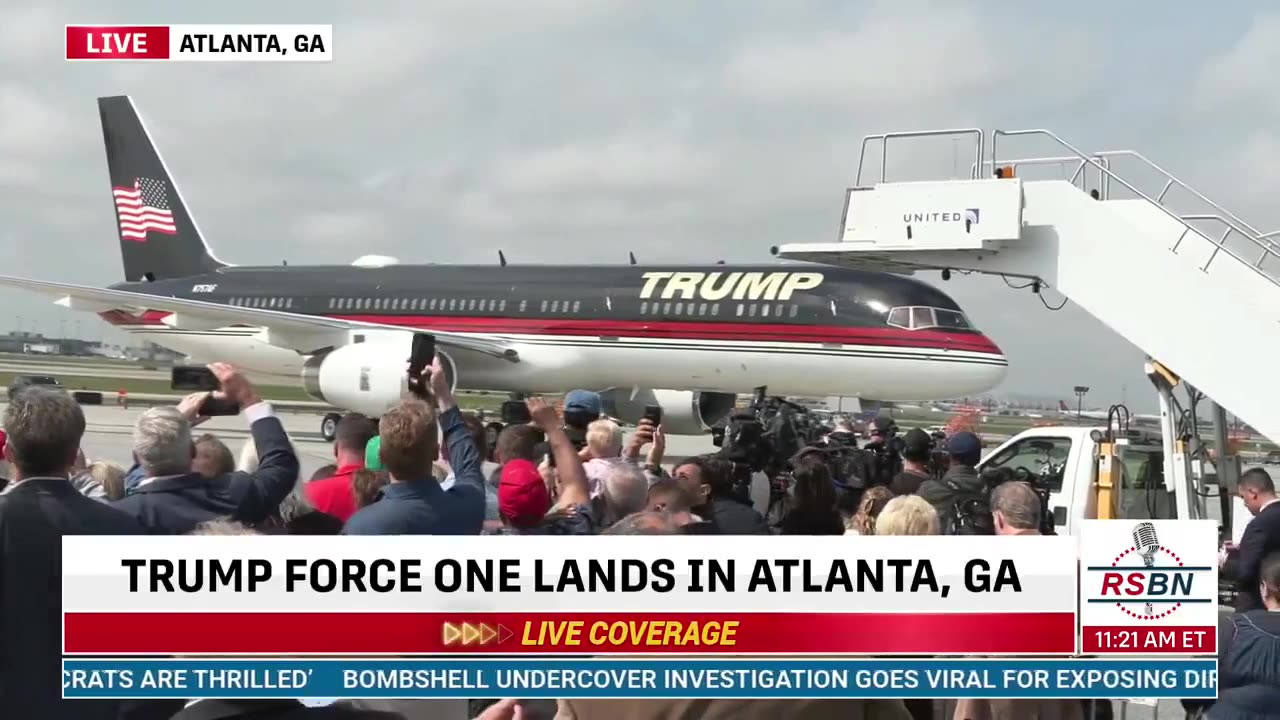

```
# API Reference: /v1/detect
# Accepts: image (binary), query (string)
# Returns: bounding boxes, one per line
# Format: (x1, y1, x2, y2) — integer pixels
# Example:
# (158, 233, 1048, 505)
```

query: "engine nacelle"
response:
(301, 341, 457, 418)
(598, 388, 737, 435)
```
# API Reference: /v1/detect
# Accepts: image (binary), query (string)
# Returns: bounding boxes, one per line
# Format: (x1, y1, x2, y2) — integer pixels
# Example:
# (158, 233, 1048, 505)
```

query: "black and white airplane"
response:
(0, 96, 1007, 439)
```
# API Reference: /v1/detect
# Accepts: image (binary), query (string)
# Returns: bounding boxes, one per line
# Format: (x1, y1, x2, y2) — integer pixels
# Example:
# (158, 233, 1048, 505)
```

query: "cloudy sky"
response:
(1, 2, 1275, 411)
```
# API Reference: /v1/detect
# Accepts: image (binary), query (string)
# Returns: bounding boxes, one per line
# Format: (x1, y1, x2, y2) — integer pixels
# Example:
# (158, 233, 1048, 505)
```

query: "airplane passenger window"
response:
(748, 304, 757, 317)
(640, 301, 648, 314)
(761, 305, 770, 317)
(910, 307, 935, 329)
(887, 307, 910, 329)
(540, 300, 548, 312)
(711, 304, 720, 316)
(736, 304, 744, 317)
(519, 300, 527, 312)
(662, 302, 670, 315)
(698, 302, 707, 316)
(572, 300, 580, 312)
(934, 309, 970, 329)
(551, 301, 559, 312)
(674, 303, 683, 315)
(499, 300, 507, 311)
(286, 298, 294, 309)
(790, 304, 799, 318)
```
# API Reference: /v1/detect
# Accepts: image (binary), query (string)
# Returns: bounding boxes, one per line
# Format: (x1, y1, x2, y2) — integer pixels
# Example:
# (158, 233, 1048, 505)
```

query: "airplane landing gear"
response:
(321, 412, 341, 443)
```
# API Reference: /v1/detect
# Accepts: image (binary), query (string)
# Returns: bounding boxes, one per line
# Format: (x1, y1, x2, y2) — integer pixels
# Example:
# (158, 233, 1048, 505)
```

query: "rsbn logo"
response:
(1088, 521, 1209, 621)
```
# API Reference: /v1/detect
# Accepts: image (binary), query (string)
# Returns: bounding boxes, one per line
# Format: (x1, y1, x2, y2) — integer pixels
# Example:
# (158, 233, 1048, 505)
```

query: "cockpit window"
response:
(887, 307, 910, 329)
(933, 309, 971, 329)
(886, 306, 973, 331)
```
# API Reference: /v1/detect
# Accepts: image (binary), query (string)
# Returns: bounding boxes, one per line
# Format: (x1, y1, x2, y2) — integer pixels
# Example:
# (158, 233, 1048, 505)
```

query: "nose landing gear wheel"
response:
(321, 412, 341, 442)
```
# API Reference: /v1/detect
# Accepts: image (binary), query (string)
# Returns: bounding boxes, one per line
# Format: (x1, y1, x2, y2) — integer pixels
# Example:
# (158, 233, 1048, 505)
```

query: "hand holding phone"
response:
(171, 366, 220, 392)
(407, 334, 436, 397)
(642, 404, 663, 425)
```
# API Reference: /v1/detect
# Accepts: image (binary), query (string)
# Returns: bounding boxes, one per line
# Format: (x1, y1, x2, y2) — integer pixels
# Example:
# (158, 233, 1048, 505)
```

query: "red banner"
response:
(65, 611, 1076, 655)
(1081, 625, 1216, 654)
(66, 26, 170, 60)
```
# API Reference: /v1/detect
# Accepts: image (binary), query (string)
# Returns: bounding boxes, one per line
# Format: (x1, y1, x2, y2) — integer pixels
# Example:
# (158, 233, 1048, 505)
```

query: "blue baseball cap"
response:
(946, 431, 982, 460)
(563, 390, 601, 416)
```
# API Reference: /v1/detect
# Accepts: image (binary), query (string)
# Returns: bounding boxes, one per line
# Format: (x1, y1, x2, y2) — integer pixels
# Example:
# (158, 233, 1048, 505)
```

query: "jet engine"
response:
(301, 342, 457, 418)
(598, 388, 737, 435)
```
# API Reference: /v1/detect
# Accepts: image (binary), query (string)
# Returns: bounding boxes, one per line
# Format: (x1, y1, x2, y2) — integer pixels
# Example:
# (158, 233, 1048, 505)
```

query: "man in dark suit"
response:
(0, 385, 148, 719)
(113, 363, 300, 534)
(1225, 467, 1280, 611)
(344, 356, 485, 535)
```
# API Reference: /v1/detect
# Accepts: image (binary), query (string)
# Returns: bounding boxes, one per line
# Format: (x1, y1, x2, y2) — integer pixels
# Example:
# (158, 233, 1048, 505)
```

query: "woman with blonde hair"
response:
(874, 494, 941, 536)
(846, 486, 894, 535)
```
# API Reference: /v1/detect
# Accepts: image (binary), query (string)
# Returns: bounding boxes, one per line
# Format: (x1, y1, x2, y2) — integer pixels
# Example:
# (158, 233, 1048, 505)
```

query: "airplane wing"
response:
(0, 275, 520, 362)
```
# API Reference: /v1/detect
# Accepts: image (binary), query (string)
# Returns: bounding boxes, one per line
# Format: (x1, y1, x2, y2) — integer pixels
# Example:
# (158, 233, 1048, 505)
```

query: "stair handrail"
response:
(972, 155, 1110, 190)
(1176, 215, 1280, 267)
(1092, 150, 1280, 253)
(856, 129, 983, 187)
(991, 129, 1280, 287)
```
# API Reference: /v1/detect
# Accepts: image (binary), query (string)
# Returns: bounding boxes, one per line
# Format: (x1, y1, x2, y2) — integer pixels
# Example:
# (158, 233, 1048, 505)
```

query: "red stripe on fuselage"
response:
(98, 310, 1003, 354)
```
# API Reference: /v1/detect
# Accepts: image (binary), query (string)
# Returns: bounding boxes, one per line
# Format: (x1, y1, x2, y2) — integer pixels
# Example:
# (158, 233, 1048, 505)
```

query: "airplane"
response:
(0, 95, 1008, 441)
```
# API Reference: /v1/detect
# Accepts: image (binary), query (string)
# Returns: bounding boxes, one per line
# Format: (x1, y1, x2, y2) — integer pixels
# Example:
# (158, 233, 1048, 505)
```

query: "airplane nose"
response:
(977, 334, 1009, 388)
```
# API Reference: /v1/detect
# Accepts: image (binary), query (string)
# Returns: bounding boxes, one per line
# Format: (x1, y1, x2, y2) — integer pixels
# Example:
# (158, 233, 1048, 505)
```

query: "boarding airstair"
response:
(775, 129, 1280, 529)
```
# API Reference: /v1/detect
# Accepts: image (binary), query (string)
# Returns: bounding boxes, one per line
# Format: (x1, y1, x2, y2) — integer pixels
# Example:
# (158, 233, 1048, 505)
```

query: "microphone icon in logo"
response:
(1132, 522, 1160, 616)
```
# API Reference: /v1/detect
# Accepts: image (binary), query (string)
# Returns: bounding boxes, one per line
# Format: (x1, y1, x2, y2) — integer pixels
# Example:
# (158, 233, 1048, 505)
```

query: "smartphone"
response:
(642, 404, 663, 425)
(199, 395, 240, 417)
(501, 400, 532, 426)
(171, 366, 220, 392)
(408, 334, 436, 376)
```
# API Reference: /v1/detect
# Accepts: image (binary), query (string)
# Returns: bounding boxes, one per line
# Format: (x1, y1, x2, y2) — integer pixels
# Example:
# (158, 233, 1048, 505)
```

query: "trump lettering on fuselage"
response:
(639, 271, 825, 302)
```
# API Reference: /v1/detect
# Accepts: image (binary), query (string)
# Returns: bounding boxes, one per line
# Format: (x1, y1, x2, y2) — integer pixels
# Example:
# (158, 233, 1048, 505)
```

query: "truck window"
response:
(1119, 446, 1175, 520)
(983, 436, 1072, 492)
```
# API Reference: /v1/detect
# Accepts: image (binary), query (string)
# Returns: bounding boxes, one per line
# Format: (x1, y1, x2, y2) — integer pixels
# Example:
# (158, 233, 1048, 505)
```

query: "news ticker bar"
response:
(63, 658, 1218, 700)
(65, 25, 332, 62)
(63, 612, 1080, 655)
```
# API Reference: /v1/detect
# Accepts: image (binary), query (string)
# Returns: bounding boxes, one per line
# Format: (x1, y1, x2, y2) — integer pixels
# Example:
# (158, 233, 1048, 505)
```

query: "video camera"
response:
(977, 465, 1058, 536)
(711, 387, 830, 509)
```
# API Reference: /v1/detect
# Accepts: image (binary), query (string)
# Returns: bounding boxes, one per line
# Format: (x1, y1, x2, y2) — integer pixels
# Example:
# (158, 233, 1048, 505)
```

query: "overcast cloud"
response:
(1, 1, 1275, 411)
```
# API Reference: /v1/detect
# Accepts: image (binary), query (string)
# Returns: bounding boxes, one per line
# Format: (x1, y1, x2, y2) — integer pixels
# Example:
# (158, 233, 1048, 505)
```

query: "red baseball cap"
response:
(498, 459, 549, 528)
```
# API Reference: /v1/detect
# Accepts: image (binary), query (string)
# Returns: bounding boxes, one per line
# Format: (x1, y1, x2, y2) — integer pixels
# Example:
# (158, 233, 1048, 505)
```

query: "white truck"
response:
(974, 424, 1244, 539)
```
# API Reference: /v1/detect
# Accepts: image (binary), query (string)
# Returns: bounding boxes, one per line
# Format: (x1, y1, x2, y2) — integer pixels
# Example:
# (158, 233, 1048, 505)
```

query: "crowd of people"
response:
(0, 358, 1277, 719)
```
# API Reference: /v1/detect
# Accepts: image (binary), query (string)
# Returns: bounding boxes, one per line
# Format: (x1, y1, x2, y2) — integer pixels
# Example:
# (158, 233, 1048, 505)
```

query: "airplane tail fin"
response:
(1058, 400, 1070, 412)
(98, 95, 226, 281)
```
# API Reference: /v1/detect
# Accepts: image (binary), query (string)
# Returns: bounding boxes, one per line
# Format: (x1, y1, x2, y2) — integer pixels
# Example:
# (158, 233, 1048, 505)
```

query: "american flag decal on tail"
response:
(113, 177, 176, 241)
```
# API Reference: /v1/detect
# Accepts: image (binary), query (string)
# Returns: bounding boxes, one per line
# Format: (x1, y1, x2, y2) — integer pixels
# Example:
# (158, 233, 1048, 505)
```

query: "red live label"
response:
(66, 26, 170, 60)
(1082, 625, 1216, 654)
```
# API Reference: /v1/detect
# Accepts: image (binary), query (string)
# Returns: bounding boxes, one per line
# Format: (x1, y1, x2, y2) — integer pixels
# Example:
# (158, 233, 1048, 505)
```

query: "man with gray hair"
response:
(112, 362, 299, 534)
(991, 481, 1043, 536)
(595, 461, 651, 528)
(0, 386, 143, 718)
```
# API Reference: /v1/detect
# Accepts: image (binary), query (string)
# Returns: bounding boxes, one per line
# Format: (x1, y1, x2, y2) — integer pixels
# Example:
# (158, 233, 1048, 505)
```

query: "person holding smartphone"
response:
(111, 363, 300, 534)
(344, 356, 487, 535)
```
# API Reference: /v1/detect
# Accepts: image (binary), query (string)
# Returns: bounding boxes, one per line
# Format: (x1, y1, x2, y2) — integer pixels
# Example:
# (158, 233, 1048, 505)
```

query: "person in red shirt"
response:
(304, 413, 378, 521)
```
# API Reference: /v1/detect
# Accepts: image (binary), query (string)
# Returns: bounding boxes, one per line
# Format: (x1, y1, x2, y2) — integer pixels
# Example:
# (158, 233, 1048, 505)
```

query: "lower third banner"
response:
(63, 658, 1217, 700)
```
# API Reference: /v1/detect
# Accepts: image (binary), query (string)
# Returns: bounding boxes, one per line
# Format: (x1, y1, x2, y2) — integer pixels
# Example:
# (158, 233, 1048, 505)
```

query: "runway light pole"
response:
(1073, 385, 1090, 422)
